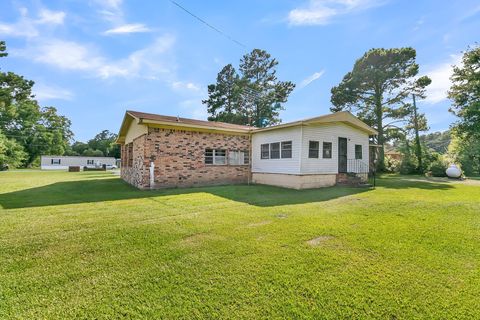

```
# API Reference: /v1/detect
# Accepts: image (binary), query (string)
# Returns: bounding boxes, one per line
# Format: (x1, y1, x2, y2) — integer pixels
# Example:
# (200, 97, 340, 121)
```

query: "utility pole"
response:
(412, 94, 423, 172)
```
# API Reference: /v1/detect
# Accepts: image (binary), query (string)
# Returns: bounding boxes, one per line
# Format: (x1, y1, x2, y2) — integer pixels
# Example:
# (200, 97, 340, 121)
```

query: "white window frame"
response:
(51, 158, 61, 165)
(281, 141, 292, 159)
(355, 144, 363, 159)
(261, 144, 269, 159)
(228, 150, 249, 165)
(205, 149, 227, 165)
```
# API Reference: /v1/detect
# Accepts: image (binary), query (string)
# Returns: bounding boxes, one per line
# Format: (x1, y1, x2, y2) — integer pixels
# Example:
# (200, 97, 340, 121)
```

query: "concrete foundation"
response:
(251, 172, 337, 189)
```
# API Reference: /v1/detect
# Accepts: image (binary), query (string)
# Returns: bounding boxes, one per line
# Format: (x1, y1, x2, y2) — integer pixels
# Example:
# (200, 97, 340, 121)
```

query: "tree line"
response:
(0, 41, 119, 169)
(1, 38, 478, 174)
(204, 46, 479, 175)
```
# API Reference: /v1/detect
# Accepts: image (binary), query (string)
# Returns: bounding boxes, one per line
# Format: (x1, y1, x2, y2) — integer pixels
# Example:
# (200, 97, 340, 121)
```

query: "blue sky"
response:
(1, 0, 479, 141)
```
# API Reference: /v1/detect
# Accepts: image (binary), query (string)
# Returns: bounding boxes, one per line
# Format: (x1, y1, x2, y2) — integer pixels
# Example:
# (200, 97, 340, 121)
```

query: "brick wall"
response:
(121, 127, 251, 189)
(120, 135, 150, 189)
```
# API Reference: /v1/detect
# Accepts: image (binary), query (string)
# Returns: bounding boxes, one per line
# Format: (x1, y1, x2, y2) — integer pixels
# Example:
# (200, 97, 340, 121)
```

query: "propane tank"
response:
(446, 164, 462, 178)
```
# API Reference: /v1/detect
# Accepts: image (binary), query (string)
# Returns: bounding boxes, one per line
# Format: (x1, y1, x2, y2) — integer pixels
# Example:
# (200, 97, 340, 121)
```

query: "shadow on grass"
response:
(375, 175, 454, 190)
(0, 178, 373, 209)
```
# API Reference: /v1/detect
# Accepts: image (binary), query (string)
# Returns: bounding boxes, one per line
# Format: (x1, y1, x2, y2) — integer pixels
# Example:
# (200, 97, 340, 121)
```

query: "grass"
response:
(0, 171, 479, 319)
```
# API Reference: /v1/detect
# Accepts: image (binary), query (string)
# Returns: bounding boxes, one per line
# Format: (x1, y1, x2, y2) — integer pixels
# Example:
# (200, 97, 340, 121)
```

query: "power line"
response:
(169, 0, 247, 49)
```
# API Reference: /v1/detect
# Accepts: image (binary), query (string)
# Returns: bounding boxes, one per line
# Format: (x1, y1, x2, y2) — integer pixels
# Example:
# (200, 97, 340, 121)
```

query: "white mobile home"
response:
(40, 156, 117, 170)
(251, 112, 377, 189)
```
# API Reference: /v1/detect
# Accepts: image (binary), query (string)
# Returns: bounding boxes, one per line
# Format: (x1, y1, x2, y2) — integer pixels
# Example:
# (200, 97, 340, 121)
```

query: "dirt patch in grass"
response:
(275, 214, 288, 219)
(180, 233, 222, 247)
(306, 235, 334, 247)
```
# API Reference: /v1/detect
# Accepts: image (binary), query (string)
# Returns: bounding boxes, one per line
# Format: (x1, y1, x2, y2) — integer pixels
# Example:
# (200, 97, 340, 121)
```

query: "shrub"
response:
(399, 155, 418, 174)
(384, 156, 400, 173)
(429, 159, 448, 177)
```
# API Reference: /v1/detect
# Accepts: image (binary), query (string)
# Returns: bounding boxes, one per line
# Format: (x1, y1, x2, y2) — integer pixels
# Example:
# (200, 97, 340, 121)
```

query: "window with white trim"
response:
(260, 141, 293, 159)
(228, 150, 249, 165)
(261, 144, 269, 159)
(51, 158, 61, 165)
(323, 142, 332, 159)
(309, 141, 319, 158)
(270, 142, 280, 159)
(205, 149, 226, 165)
(355, 144, 363, 159)
(87, 160, 94, 165)
(281, 141, 292, 158)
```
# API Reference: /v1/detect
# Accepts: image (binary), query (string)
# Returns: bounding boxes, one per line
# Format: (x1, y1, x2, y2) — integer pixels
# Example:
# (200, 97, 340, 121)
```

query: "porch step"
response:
(336, 173, 369, 187)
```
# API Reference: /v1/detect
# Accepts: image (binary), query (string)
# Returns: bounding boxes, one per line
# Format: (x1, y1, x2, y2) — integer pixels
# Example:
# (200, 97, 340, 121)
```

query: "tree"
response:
(331, 47, 431, 170)
(87, 130, 120, 158)
(82, 148, 103, 156)
(204, 49, 295, 127)
(448, 133, 480, 176)
(239, 49, 295, 127)
(420, 131, 451, 154)
(0, 129, 26, 169)
(204, 64, 245, 124)
(0, 100, 73, 165)
(0, 41, 73, 166)
(448, 45, 480, 138)
(70, 141, 89, 155)
(405, 94, 429, 171)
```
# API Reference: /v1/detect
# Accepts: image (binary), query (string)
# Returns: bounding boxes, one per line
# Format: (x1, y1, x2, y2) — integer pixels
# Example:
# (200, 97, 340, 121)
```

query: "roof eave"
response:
(140, 119, 251, 134)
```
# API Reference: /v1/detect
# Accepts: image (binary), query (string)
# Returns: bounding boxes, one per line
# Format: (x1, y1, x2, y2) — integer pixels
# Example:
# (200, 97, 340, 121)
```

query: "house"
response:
(40, 155, 117, 170)
(384, 147, 403, 161)
(116, 110, 377, 190)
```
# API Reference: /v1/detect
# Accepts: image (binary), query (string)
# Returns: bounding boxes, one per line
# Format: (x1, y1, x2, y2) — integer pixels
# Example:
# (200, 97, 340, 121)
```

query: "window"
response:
(205, 149, 226, 165)
(281, 141, 292, 158)
(270, 142, 280, 159)
(244, 150, 250, 164)
(261, 144, 269, 159)
(261, 141, 293, 159)
(308, 141, 319, 158)
(205, 149, 213, 164)
(215, 150, 226, 165)
(355, 144, 363, 159)
(87, 160, 94, 165)
(323, 142, 332, 159)
(51, 158, 61, 165)
(229, 150, 249, 165)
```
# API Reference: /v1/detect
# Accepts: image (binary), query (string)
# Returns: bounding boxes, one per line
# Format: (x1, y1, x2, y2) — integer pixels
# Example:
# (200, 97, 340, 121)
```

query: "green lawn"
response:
(0, 171, 479, 319)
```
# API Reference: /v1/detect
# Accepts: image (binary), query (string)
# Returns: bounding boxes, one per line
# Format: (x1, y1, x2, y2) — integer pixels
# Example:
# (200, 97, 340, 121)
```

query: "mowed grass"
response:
(0, 171, 479, 319)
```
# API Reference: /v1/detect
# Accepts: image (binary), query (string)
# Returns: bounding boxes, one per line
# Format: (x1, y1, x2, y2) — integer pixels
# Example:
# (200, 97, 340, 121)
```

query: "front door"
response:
(338, 137, 347, 173)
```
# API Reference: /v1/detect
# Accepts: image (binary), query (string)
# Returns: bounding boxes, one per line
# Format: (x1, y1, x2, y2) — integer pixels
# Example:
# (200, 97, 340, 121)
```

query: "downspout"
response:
(149, 161, 155, 190)
(248, 131, 252, 185)
(299, 123, 304, 175)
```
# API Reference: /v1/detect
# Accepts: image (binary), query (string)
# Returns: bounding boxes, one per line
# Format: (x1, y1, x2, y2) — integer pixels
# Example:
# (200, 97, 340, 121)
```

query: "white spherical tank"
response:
(446, 164, 462, 178)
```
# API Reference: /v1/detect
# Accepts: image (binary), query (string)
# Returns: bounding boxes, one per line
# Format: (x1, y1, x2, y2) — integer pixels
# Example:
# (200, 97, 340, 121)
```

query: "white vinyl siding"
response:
(251, 126, 302, 174)
(301, 123, 370, 174)
(252, 123, 370, 175)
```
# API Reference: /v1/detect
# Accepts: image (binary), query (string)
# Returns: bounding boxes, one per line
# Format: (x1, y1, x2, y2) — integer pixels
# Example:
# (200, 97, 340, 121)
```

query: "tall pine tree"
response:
(330, 47, 431, 170)
(204, 49, 295, 127)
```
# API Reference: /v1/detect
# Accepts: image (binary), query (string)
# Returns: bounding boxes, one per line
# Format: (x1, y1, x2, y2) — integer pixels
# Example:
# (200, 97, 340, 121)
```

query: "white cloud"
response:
(36, 9, 66, 25)
(104, 23, 151, 35)
(26, 39, 101, 71)
(298, 70, 325, 88)
(33, 84, 74, 101)
(288, 0, 385, 26)
(16, 34, 176, 80)
(423, 55, 461, 104)
(172, 81, 201, 92)
(0, 7, 65, 38)
(180, 99, 208, 120)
